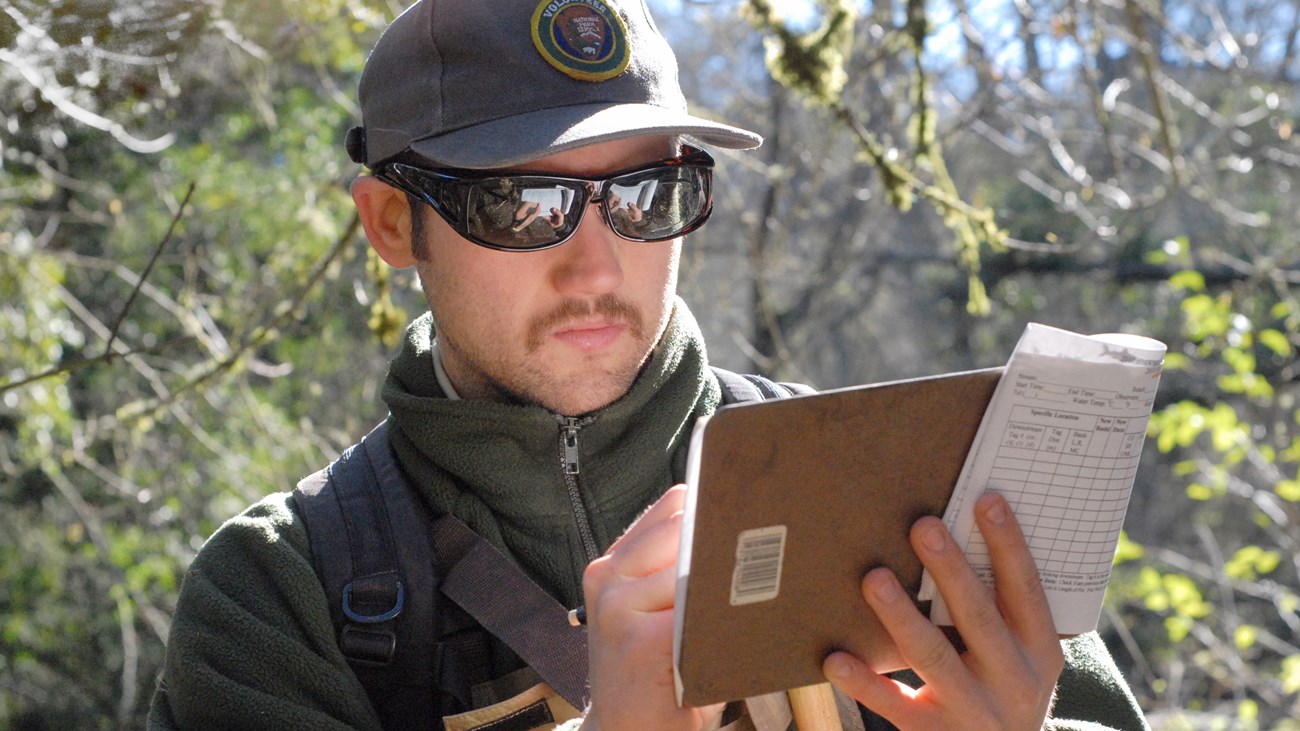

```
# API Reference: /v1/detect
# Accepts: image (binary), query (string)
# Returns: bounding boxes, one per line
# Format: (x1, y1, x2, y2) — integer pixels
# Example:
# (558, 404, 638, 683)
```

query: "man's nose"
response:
(548, 201, 625, 297)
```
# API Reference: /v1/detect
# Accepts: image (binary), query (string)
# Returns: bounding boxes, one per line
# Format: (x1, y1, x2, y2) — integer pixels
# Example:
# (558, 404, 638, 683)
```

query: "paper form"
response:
(919, 324, 1165, 634)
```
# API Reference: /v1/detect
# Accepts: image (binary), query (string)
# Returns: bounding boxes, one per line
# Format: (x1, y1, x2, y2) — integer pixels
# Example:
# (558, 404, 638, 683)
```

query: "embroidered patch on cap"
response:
(531, 0, 630, 82)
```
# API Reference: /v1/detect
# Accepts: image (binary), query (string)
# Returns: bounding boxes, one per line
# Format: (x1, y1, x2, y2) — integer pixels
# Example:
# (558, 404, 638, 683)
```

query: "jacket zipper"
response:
(559, 416, 600, 562)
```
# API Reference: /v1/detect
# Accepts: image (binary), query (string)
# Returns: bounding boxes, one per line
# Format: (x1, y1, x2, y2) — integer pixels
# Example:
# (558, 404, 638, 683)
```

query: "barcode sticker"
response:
(730, 526, 787, 605)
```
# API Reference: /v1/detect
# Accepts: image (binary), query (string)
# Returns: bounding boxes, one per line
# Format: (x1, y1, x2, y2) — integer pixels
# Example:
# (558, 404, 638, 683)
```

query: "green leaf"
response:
(1113, 532, 1145, 563)
(1277, 480, 1300, 502)
(1222, 346, 1256, 375)
(1234, 624, 1257, 650)
(1169, 270, 1206, 292)
(1165, 615, 1192, 643)
(1137, 566, 1163, 594)
(1163, 574, 1211, 618)
(1225, 546, 1281, 580)
(1237, 698, 1258, 722)
(1281, 438, 1300, 463)
(1282, 655, 1300, 694)
(1282, 593, 1300, 614)
(1163, 352, 1190, 370)
(1259, 328, 1293, 357)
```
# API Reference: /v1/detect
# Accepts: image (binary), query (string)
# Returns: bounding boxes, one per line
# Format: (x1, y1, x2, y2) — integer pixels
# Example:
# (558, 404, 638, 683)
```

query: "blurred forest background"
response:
(4, 0, 1300, 727)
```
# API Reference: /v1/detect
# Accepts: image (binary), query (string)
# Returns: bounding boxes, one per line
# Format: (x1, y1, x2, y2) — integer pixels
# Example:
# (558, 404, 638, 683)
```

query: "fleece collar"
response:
(380, 298, 720, 605)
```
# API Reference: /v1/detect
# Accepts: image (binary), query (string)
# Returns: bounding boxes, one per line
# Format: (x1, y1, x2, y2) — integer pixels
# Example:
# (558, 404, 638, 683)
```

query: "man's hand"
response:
(823, 491, 1064, 730)
(512, 201, 566, 231)
(580, 485, 724, 731)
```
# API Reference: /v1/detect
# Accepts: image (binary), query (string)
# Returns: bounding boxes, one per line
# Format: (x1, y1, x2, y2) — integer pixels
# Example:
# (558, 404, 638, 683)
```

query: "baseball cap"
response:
(344, 0, 762, 169)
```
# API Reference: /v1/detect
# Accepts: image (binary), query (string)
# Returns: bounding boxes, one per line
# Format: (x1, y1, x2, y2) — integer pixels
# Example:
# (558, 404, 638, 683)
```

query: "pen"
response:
(566, 606, 586, 627)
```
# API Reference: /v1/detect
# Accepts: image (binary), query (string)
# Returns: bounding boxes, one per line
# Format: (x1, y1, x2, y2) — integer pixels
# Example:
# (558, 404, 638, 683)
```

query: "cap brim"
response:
(406, 103, 762, 169)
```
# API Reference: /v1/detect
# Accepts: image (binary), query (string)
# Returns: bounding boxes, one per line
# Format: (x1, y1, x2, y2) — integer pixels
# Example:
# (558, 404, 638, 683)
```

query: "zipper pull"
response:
(561, 419, 580, 475)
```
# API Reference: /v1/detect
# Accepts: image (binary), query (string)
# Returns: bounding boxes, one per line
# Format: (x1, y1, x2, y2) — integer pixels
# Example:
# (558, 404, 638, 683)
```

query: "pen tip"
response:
(567, 606, 586, 627)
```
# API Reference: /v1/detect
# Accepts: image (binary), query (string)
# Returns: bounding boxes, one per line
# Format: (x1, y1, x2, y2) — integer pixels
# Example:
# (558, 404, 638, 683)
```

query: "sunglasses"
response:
(374, 146, 715, 251)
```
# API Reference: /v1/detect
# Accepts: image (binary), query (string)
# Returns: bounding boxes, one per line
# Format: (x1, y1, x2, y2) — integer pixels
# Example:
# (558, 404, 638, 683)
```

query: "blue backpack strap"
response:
(710, 366, 815, 404)
(293, 420, 444, 728)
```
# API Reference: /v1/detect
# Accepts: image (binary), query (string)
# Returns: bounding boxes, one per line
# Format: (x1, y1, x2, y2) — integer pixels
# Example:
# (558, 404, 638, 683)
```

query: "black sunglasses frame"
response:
(374, 146, 716, 252)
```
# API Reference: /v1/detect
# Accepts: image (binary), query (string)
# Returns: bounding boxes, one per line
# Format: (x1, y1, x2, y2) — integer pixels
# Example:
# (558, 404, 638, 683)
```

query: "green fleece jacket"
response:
(148, 300, 1149, 730)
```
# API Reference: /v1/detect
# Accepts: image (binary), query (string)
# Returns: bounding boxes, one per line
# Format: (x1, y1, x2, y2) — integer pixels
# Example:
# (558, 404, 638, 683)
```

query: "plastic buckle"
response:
(342, 579, 405, 623)
(340, 625, 397, 668)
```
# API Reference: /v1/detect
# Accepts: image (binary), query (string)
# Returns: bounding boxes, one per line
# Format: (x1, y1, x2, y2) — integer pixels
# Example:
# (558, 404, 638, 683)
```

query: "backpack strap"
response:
(293, 421, 441, 730)
(295, 419, 591, 721)
(432, 514, 589, 709)
(711, 366, 815, 404)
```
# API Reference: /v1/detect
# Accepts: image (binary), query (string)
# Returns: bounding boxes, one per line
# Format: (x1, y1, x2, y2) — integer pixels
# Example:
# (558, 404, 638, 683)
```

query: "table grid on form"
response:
(962, 394, 1147, 582)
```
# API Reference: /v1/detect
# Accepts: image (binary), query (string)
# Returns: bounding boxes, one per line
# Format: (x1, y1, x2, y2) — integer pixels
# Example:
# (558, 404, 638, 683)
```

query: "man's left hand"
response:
(822, 491, 1064, 730)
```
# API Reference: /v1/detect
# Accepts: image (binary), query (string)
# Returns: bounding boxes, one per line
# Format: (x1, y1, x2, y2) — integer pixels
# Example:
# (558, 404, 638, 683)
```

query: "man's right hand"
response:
(580, 485, 724, 731)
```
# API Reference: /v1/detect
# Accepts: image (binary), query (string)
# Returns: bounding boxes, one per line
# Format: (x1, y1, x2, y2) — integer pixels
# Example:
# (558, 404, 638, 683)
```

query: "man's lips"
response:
(525, 295, 644, 354)
(551, 321, 625, 352)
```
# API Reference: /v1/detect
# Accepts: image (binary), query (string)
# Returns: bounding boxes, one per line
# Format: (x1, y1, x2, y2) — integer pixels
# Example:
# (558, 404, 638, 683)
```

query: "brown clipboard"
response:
(674, 367, 1002, 706)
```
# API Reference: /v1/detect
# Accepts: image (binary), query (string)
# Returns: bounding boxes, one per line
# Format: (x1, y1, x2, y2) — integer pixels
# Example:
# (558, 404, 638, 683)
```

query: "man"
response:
(148, 1, 1151, 729)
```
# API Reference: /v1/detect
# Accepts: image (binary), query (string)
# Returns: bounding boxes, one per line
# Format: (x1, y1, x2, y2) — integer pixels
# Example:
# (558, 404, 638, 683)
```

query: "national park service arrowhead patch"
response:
(531, 0, 631, 82)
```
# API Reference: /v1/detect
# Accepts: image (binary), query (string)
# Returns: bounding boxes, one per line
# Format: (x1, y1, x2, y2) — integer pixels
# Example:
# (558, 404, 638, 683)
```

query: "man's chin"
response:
(524, 346, 648, 412)
(522, 356, 649, 415)
(539, 378, 634, 417)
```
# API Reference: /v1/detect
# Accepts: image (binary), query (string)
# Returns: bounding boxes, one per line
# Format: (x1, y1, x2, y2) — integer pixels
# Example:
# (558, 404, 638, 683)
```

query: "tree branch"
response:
(112, 212, 361, 426)
(0, 336, 195, 396)
(104, 182, 196, 358)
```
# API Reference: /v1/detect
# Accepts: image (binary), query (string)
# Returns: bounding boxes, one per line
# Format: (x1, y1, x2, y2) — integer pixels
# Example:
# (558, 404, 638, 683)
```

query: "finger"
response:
(512, 203, 540, 229)
(910, 515, 1020, 665)
(607, 484, 686, 549)
(549, 207, 565, 227)
(823, 651, 928, 725)
(860, 566, 971, 691)
(604, 510, 684, 581)
(974, 491, 1058, 649)
(598, 486, 688, 577)
(602, 560, 680, 617)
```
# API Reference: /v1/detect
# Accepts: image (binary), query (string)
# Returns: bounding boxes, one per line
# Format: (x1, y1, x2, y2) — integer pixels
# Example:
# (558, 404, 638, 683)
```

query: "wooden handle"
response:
(788, 682, 843, 731)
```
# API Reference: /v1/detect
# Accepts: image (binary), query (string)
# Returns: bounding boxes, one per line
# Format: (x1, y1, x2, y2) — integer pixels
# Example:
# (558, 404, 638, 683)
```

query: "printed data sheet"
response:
(919, 324, 1165, 633)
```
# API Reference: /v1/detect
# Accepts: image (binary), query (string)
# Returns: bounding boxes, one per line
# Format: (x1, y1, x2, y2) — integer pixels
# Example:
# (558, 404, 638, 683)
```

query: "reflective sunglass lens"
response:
(465, 178, 583, 249)
(606, 168, 709, 241)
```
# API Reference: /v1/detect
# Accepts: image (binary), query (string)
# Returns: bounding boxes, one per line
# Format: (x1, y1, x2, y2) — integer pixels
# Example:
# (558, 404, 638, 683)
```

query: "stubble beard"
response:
(444, 293, 658, 415)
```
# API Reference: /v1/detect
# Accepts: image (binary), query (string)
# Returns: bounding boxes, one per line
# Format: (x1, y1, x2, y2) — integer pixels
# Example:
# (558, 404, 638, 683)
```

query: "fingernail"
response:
(983, 494, 1008, 526)
(870, 571, 902, 603)
(825, 654, 854, 680)
(921, 523, 947, 553)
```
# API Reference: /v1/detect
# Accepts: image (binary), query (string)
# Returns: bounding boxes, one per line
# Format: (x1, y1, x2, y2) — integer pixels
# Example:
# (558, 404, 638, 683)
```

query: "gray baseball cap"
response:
(345, 0, 762, 169)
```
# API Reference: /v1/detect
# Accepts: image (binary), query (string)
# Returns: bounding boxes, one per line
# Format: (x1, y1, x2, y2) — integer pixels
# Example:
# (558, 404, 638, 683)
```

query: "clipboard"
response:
(673, 367, 1002, 706)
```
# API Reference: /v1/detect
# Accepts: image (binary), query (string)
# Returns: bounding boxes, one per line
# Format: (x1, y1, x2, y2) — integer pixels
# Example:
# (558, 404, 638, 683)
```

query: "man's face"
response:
(414, 135, 682, 416)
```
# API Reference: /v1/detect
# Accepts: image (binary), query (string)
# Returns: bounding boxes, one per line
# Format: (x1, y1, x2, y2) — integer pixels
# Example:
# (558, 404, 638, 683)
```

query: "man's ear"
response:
(352, 176, 418, 268)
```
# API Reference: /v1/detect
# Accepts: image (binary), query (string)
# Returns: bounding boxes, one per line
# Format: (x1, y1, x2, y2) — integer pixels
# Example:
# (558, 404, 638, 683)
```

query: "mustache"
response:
(526, 294, 645, 352)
